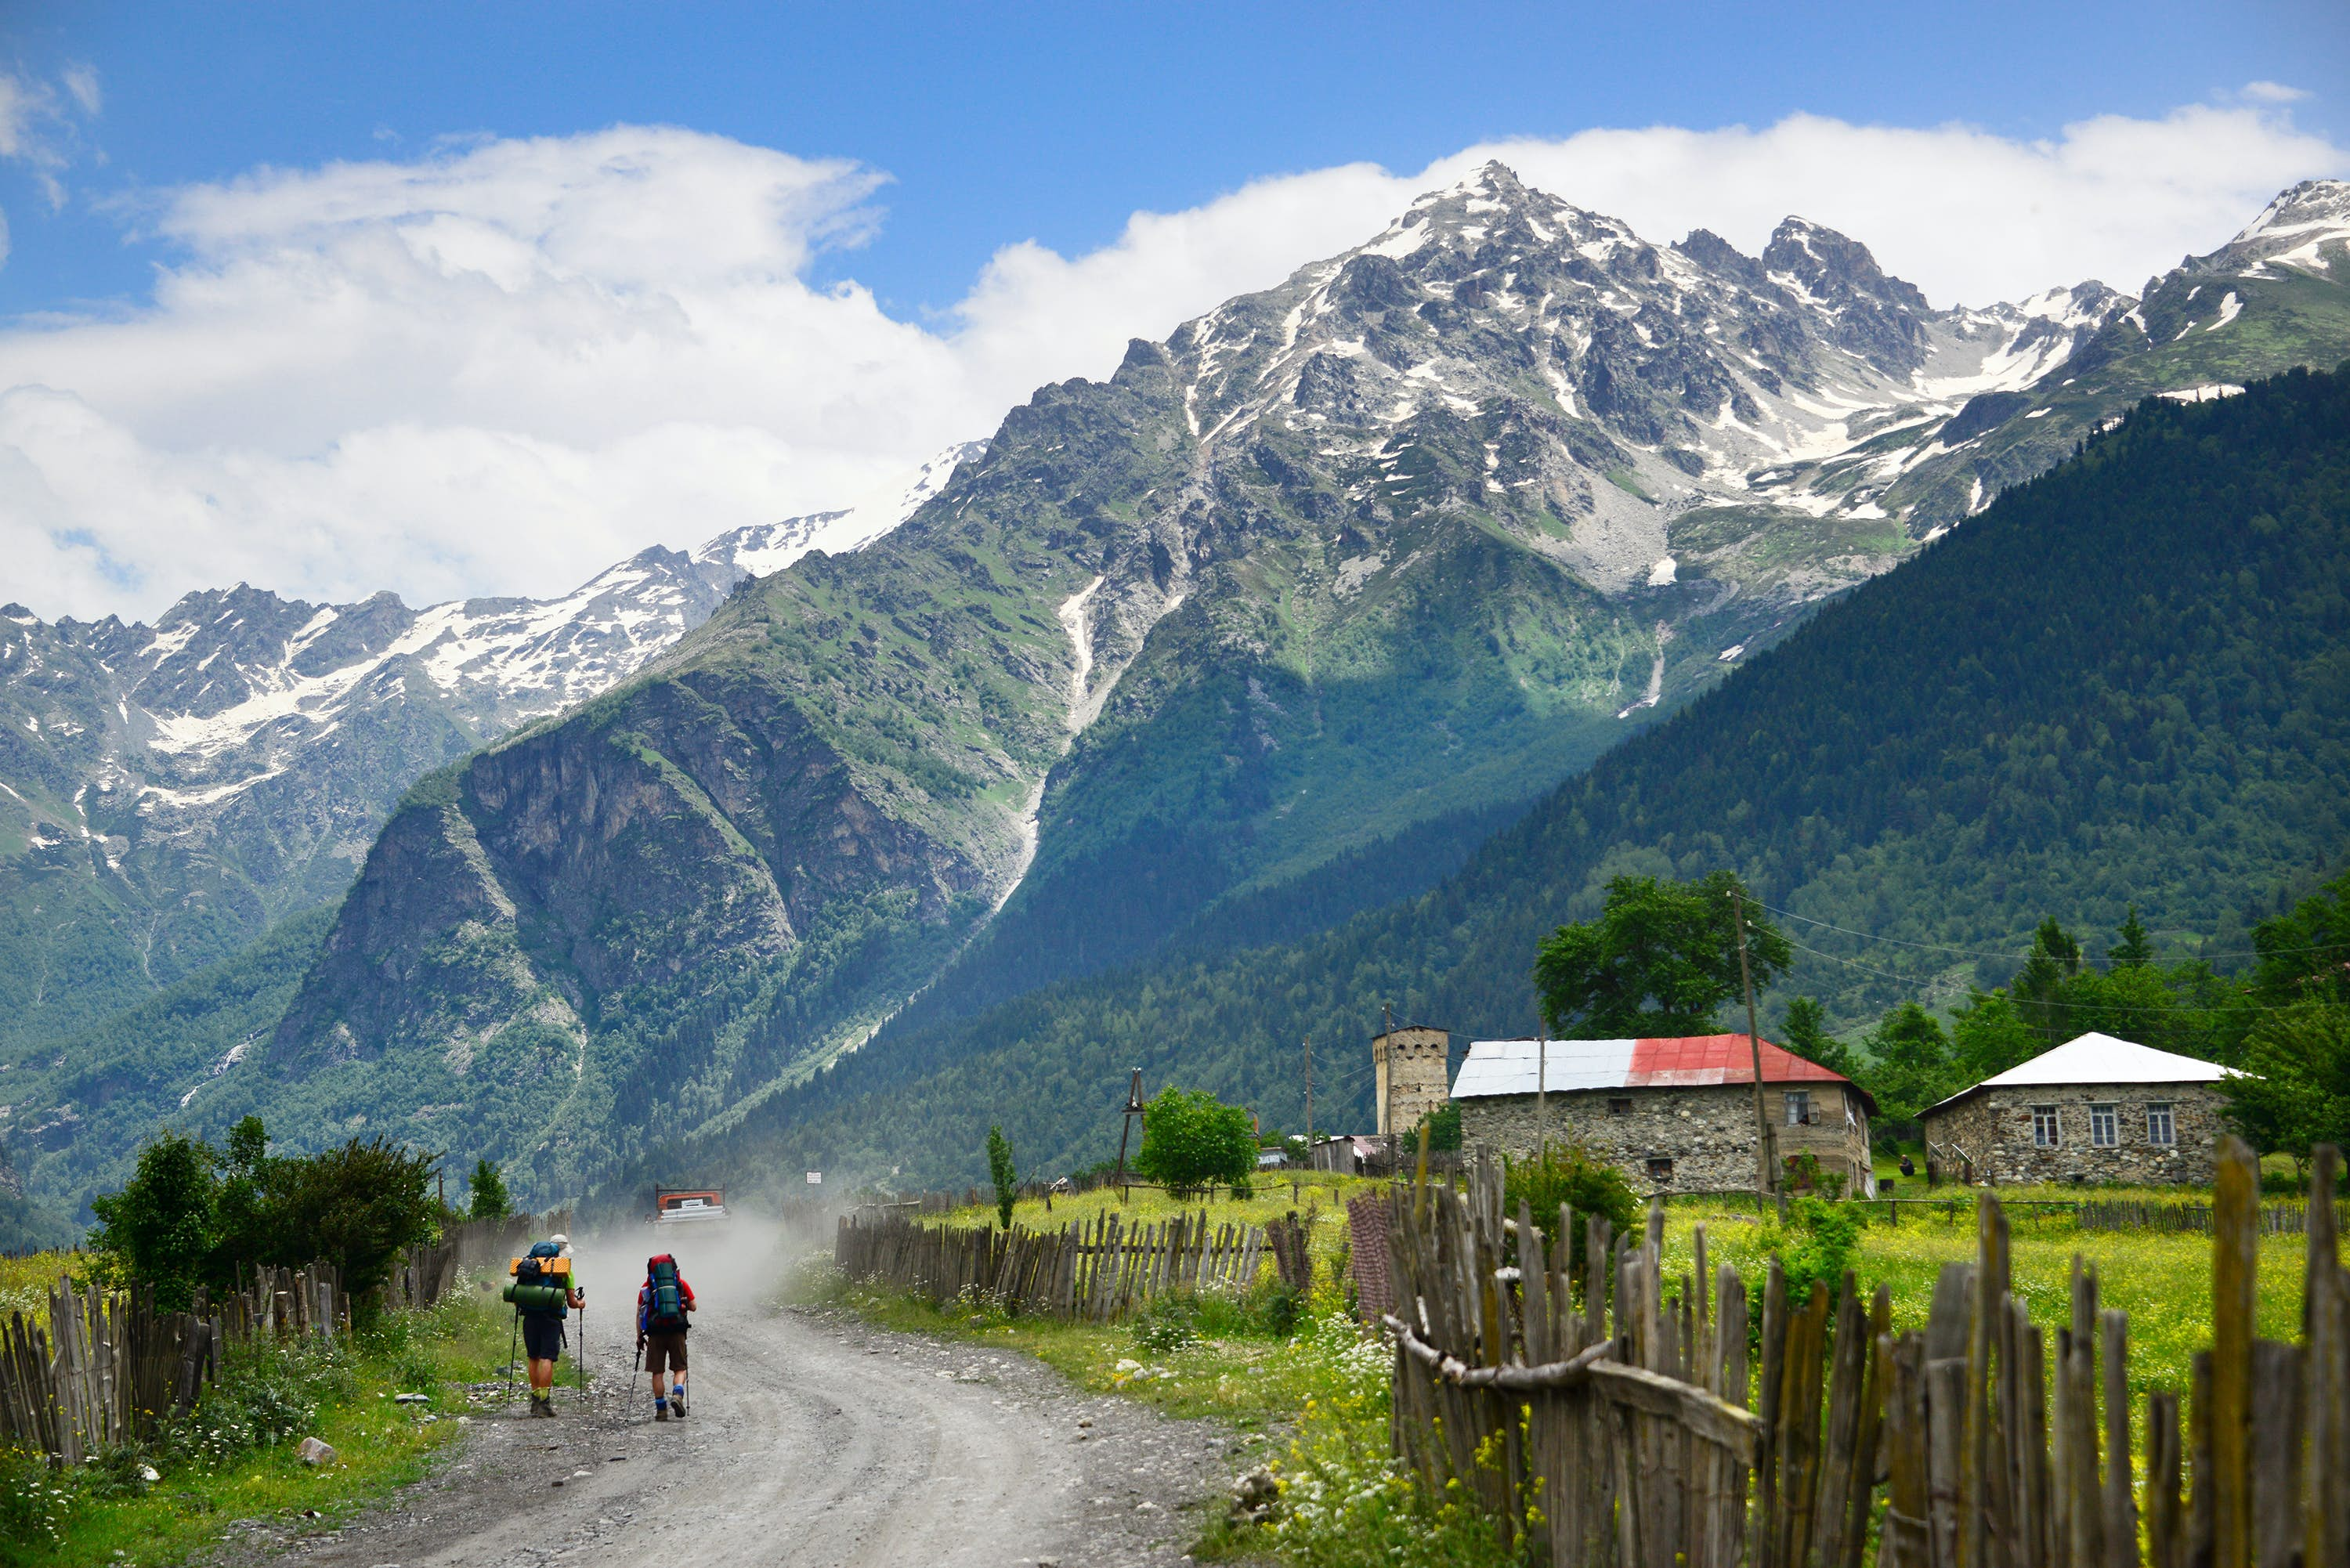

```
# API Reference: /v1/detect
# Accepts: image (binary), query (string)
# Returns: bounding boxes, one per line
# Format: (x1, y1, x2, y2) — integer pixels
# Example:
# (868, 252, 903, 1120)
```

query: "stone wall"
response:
(1375, 1027, 1451, 1135)
(1458, 1082, 1871, 1194)
(1919, 1081, 2230, 1187)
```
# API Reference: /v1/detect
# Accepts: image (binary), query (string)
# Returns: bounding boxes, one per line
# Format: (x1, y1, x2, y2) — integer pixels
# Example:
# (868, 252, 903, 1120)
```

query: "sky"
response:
(1, 0, 2346, 623)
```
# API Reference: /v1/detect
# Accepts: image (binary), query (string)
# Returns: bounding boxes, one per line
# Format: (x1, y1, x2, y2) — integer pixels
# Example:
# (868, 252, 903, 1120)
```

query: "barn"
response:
(1918, 1032, 2240, 1187)
(1450, 1034, 1875, 1196)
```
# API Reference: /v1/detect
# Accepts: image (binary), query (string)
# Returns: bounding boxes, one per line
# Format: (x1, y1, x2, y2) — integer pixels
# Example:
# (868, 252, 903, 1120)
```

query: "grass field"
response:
(1, 1265, 521, 1568)
(826, 1170, 2323, 1567)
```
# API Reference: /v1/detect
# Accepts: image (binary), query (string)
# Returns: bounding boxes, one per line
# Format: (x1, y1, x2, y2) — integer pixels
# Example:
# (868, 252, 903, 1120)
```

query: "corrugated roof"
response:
(1924, 1031, 2239, 1116)
(1453, 1034, 1860, 1102)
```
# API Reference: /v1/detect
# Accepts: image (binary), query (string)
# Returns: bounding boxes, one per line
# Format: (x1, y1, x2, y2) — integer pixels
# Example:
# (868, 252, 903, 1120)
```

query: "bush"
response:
(167, 1340, 352, 1471)
(1502, 1144, 1639, 1284)
(467, 1158, 512, 1222)
(1762, 1195, 1864, 1320)
(986, 1125, 1018, 1230)
(85, 1132, 216, 1312)
(1131, 1087, 1257, 1201)
(0, 1443, 70, 1566)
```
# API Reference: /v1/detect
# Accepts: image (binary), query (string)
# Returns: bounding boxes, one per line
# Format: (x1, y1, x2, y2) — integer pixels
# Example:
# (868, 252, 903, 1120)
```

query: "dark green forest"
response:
(631, 363, 2350, 1203)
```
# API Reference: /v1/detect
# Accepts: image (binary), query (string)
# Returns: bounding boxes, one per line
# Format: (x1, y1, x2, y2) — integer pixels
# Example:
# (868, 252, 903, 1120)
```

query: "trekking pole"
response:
(504, 1306, 520, 1410)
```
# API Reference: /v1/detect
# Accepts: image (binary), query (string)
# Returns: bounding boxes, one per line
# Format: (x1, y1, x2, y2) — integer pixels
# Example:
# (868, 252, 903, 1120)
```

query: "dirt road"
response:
(225, 1239, 1247, 1568)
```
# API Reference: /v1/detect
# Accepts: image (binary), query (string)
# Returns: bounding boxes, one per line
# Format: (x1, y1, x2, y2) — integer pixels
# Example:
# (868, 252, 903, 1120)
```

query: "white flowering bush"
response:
(0, 1443, 70, 1562)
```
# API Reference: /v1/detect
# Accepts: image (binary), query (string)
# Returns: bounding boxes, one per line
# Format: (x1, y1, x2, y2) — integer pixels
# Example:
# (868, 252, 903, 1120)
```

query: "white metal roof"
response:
(1452, 1039, 1636, 1098)
(1924, 1031, 2237, 1115)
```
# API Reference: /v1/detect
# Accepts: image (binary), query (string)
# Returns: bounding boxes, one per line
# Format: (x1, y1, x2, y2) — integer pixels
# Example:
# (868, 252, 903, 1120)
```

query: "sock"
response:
(673, 1384, 685, 1400)
(655, 1396, 667, 1408)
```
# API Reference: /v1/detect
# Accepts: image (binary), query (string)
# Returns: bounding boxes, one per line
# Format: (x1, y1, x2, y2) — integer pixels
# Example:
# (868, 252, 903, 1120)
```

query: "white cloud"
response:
(2242, 81, 2309, 104)
(1, 103, 2342, 623)
(0, 66, 99, 210)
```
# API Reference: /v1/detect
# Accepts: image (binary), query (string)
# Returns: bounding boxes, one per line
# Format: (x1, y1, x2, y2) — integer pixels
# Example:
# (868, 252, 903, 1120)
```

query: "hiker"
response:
(638, 1252, 698, 1421)
(515, 1237, 585, 1418)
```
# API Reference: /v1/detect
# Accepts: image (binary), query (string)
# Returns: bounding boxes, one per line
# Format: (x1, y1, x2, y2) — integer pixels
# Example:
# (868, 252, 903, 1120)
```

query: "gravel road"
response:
(217, 1236, 1255, 1568)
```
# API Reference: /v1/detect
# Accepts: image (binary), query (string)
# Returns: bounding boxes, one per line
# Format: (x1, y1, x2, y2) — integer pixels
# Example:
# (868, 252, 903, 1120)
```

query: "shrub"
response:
(0, 1443, 70, 1565)
(1502, 1144, 1639, 1284)
(1131, 1087, 1257, 1201)
(86, 1131, 217, 1312)
(1762, 1195, 1864, 1321)
(467, 1158, 512, 1222)
(986, 1125, 1018, 1230)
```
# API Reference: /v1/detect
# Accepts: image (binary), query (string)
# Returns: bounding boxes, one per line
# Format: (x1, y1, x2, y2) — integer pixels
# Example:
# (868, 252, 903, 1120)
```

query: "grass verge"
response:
(1, 1266, 519, 1568)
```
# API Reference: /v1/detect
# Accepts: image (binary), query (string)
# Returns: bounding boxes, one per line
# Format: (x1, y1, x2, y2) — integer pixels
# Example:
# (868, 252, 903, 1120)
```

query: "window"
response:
(2147, 1104, 2175, 1146)
(1785, 1090, 1812, 1126)
(2090, 1104, 2117, 1147)
(1607, 1097, 1633, 1117)
(1646, 1157, 1673, 1183)
(2032, 1106, 2061, 1147)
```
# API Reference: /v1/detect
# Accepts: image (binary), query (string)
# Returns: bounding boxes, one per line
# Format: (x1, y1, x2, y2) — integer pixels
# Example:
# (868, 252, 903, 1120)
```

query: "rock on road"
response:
(229, 1241, 1250, 1568)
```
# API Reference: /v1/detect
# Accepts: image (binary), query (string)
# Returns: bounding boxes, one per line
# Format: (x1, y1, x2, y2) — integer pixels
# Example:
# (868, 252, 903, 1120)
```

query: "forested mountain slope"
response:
(673, 363, 2350, 1198)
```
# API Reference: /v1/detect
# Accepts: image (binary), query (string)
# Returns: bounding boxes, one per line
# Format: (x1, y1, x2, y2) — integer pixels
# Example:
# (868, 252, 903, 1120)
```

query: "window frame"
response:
(2089, 1104, 2118, 1147)
(1607, 1097, 1633, 1117)
(1645, 1156, 1674, 1184)
(2146, 1103, 2176, 1146)
(1785, 1089, 1811, 1126)
(2032, 1105, 2061, 1147)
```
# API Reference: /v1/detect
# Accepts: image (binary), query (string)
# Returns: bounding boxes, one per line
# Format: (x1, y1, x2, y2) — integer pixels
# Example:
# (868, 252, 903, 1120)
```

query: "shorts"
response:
(643, 1331, 689, 1382)
(522, 1314, 566, 1363)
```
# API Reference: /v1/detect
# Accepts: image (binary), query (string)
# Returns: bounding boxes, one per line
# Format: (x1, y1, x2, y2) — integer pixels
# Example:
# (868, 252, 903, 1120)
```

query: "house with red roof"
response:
(1450, 1034, 1875, 1196)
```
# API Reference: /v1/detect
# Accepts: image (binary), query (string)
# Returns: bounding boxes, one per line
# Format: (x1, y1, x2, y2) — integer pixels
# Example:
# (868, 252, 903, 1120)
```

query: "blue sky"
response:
(5, 0, 2345, 320)
(0, 1, 2346, 620)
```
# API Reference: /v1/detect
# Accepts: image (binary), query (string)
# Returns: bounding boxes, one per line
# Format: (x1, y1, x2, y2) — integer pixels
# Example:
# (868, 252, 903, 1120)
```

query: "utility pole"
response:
(1535, 1010, 1548, 1160)
(1732, 887, 1780, 1210)
(1381, 1003, 1396, 1172)
(1303, 1035, 1314, 1153)
(1113, 1068, 1144, 1201)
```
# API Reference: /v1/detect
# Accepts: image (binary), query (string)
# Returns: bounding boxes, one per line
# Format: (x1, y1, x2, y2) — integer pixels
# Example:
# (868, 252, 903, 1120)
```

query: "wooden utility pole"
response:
(1113, 1068, 1144, 1201)
(1303, 1035, 1313, 1151)
(1732, 887, 1779, 1208)
(1381, 1003, 1396, 1170)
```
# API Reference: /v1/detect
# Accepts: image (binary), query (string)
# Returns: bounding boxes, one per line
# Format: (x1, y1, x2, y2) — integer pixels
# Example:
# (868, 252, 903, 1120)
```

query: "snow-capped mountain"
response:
(0, 440, 981, 1052)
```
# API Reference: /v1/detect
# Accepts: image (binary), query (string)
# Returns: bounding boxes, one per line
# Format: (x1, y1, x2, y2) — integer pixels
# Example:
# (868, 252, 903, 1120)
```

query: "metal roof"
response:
(1453, 1034, 1862, 1104)
(1924, 1031, 2239, 1116)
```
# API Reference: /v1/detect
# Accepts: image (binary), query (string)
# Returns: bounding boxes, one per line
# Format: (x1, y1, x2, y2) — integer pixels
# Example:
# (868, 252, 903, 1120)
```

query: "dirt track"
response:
(219, 1240, 1249, 1568)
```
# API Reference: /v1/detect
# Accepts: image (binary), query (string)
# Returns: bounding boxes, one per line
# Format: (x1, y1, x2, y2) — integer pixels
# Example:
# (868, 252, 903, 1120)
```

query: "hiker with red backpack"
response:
(637, 1254, 697, 1421)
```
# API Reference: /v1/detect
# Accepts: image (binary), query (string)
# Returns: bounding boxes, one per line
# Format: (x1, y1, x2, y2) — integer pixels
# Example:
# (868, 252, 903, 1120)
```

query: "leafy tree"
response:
(2014, 919, 2087, 1046)
(87, 1131, 219, 1311)
(2225, 999, 2350, 1165)
(985, 1125, 1018, 1230)
(1415, 1100, 1463, 1153)
(1534, 873, 1790, 1037)
(1860, 1003, 1963, 1129)
(1131, 1087, 1256, 1200)
(467, 1158, 512, 1222)
(1502, 1144, 1637, 1285)
(258, 1137, 439, 1310)
(2251, 872, 2350, 1006)
(1949, 992, 2043, 1082)
(1780, 996, 1857, 1079)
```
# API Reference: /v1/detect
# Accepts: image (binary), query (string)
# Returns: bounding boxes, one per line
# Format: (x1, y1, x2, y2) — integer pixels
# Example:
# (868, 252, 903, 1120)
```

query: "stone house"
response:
(1451, 1035, 1875, 1196)
(1373, 1024, 1451, 1136)
(1918, 1032, 2239, 1187)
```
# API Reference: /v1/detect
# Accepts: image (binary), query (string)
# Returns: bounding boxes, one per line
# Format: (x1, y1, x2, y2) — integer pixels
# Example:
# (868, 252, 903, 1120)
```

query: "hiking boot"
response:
(654, 1404, 668, 1422)
(671, 1390, 687, 1419)
(530, 1395, 555, 1418)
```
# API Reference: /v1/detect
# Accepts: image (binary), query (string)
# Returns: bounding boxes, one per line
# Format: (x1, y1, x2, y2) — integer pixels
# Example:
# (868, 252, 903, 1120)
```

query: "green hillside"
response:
(660, 364, 2350, 1201)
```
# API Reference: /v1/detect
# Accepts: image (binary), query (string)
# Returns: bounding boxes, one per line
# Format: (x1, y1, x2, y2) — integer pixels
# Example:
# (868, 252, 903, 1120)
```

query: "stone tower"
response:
(1373, 1025, 1451, 1135)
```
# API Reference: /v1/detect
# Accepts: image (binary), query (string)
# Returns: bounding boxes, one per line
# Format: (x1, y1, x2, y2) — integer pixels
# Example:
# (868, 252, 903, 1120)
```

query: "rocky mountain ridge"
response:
(206, 168, 2350, 1204)
(0, 441, 983, 1053)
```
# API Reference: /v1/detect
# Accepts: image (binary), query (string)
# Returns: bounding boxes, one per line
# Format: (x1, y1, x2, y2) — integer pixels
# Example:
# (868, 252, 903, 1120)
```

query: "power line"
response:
(1756, 900, 2341, 965)
(1781, 935, 2314, 1017)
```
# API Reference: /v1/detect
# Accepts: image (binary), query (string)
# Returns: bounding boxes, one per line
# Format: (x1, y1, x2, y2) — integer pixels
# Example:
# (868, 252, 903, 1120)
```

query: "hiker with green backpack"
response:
(506, 1237, 586, 1418)
(637, 1253, 697, 1421)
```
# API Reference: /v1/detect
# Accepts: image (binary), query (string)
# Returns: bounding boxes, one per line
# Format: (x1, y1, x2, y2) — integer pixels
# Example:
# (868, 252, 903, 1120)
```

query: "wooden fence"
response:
(1380, 1139, 2347, 1568)
(834, 1208, 1277, 1321)
(1, 1260, 345, 1465)
(2074, 1198, 2308, 1235)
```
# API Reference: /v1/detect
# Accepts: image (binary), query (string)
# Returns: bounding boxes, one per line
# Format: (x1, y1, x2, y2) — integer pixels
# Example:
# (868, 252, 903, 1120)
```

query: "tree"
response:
(259, 1136, 440, 1310)
(2251, 873, 2350, 1006)
(985, 1125, 1018, 1230)
(1949, 992, 2042, 1082)
(1533, 873, 1790, 1038)
(467, 1158, 512, 1222)
(1416, 1101, 1463, 1153)
(1780, 996, 1857, 1079)
(1861, 1003, 1963, 1129)
(2110, 908, 2153, 969)
(1131, 1087, 1257, 1200)
(87, 1131, 217, 1311)
(2225, 999, 2350, 1166)
(2014, 919, 2086, 1045)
